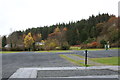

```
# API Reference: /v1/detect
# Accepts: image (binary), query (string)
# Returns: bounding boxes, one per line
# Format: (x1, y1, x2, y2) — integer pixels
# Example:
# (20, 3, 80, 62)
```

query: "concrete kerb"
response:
(9, 66, 119, 79)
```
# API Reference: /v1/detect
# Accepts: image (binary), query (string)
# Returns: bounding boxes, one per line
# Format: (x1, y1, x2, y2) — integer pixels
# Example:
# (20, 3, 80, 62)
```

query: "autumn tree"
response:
(48, 27, 65, 44)
(44, 39, 59, 50)
(48, 27, 61, 45)
(54, 27, 61, 33)
(33, 33, 42, 42)
(108, 17, 117, 23)
(47, 27, 69, 50)
(24, 33, 34, 51)
(61, 27, 67, 42)
(7, 13, 115, 47)
(7, 31, 23, 49)
(91, 42, 99, 48)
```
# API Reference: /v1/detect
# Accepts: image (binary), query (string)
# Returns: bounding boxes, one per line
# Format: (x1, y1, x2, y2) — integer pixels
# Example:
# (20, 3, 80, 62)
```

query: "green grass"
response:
(0, 51, 21, 53)
(59, 54, 90, 67)
(90, 57, 120, 66)
(36, 50, 72, 53)
(70, 54, 85, 58)
(69, 54, 120, 66)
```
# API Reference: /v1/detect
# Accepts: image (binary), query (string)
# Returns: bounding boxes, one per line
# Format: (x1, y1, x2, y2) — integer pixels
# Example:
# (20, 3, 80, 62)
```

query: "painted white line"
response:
(21, 66, 119, 71)
(67, 75, 118, 78)
(9, 66, 119, 78)
(40, 75, 118, 78)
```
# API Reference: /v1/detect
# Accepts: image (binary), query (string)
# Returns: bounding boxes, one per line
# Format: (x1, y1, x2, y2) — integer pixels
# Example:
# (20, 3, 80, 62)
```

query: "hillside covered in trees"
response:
(2, 13, 120, 50)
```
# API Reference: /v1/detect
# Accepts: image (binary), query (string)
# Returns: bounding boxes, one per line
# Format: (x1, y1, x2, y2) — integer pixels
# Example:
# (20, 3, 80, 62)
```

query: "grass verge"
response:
(70, 54, 119, 66)
(59, 54, 90, 67)
(0, 51, 21, 53)
(70, 54, 85, 58)
(90, 57, 120, 66)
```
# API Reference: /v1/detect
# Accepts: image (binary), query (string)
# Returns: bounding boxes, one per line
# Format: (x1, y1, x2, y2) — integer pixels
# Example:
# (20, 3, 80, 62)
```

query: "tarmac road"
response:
(73, 49, 119, 58)
(2, 52, 76, 78)
(2, 49, 119, 79)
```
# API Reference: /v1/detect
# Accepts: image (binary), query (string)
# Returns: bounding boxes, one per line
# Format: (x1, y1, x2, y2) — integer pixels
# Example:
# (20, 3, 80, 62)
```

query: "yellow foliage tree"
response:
(24, 33, 34, 50)
(54, 27, 60, 33)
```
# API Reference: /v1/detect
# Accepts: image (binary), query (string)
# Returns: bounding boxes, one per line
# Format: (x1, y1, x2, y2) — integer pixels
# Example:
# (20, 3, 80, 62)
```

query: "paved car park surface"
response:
(2, 49, 119, 80)
(2, 52, 76, 78)
(8, 66, 119, 78)
(74, 49, 119, 58)
(37, 69, 118, 78)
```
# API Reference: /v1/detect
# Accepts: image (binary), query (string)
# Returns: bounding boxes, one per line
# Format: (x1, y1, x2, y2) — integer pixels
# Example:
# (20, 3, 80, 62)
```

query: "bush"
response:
(61, 45, 70, 50)
(10, 47, 25, 51)
(55, 47, 61, 50)
(49, 42, 58, 50)
(80, 44, 87, 49)
(44, 39, 59, 50)
(91, 42, 99, 48)
(60, 42, 70, 50)
(100, 39, 107, 48)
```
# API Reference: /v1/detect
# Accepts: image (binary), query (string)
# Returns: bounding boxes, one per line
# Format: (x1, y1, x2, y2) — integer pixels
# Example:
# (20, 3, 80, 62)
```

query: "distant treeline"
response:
(2, 13, 119, 50)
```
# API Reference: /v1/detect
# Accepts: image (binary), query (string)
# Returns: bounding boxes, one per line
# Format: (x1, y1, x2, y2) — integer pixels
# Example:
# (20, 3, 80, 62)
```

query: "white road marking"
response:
(40, 75, 118, 78)
(18, 66, 119, 71)
(9, 66, 119, 78)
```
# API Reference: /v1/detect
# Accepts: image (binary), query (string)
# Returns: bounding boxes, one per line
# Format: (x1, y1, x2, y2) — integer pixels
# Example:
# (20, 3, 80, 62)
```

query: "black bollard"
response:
(85, 50, 88, 66)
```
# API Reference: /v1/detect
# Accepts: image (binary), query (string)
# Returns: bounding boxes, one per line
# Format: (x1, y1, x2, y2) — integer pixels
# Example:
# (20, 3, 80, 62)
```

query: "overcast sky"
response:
(0, 0, 119, 36)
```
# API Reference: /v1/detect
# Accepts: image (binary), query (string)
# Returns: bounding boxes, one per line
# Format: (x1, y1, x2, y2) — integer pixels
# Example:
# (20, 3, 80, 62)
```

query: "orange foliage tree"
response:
(87, 42, 99, 48)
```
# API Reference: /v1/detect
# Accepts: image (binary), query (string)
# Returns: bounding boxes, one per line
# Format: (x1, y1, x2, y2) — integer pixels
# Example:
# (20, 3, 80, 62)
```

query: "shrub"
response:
(80, 44, 87, 49)
(91, 42, 99, 48)
(100, 39, 107, 48)
(44, 39, 59, 50)
(10, 47, 24, 51)
(55, 47, 61, 50)
(60, 42, 70, 50)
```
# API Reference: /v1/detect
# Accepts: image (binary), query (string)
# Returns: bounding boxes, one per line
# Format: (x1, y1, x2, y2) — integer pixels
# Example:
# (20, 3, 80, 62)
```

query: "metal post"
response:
(85, 50, 88, 66)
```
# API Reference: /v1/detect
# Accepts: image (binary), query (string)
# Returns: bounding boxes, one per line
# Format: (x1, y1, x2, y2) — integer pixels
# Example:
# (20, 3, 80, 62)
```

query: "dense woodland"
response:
(2, 13, 120, 50)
